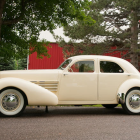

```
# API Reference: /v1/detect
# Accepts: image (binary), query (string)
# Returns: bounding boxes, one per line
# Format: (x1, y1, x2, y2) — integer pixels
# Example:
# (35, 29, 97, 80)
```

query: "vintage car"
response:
(0, 55, 140, 116)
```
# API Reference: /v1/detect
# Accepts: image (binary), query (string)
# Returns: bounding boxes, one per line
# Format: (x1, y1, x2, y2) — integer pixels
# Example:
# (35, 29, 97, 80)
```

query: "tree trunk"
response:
(130, 11, 139, 70)
(0, 0, 6, 41)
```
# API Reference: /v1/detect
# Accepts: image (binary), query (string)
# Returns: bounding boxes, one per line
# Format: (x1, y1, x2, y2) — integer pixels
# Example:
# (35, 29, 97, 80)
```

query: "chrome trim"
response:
(2, 93, 19, 111)
(117, 93, 125, 104)
(129, 93, 140, 109)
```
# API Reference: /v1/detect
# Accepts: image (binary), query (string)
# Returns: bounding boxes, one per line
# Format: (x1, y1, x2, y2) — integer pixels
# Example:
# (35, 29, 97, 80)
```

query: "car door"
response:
(58, 59, 98, 101)
(98, 60, 128, 101)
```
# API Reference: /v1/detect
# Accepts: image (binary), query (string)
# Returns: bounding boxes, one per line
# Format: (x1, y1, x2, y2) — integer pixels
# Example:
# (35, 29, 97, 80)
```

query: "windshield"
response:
(57, 59, 72, 70)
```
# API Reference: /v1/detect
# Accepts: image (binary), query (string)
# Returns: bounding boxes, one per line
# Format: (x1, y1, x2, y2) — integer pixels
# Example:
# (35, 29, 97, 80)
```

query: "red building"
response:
(28, 43, 129, 70)
(28, 43, 64, 69)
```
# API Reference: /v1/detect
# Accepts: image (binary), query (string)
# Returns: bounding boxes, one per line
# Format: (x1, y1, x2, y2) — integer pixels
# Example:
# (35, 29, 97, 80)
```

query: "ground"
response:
(0, 106, 140, 140)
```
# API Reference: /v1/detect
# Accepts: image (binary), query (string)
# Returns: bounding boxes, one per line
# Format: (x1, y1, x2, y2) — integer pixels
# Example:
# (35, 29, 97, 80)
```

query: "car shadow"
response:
(47, 106, 125, 116)
(0, 106, 128, 118)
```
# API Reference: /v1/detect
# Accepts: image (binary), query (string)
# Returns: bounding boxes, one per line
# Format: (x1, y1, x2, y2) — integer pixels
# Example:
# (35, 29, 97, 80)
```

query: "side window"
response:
(69, 61, 94, 72)
(100, 61, 124, 73)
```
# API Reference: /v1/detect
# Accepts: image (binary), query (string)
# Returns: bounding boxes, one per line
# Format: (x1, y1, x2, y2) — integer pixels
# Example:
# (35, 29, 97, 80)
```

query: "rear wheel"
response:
(102, 104, 118, 108)
(0, 89, 26, 116)
(122, 89, 140, 114)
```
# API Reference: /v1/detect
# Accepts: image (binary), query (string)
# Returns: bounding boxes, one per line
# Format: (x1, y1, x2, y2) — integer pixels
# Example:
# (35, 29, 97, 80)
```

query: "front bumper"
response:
(117, 93, 125, 104)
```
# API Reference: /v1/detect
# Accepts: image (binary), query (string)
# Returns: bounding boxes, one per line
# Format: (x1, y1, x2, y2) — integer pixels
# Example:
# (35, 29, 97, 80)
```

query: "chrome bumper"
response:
(117, 93, 125, 104)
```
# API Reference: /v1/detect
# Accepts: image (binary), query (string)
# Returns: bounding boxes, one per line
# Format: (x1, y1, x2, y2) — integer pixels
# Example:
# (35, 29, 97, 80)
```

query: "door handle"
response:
(64, 73, 68, 76)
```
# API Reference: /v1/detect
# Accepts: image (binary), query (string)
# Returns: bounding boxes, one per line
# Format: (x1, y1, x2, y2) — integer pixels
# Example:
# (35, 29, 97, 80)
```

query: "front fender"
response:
(0, 77, 58, 105)
(118, 79, 140, 95)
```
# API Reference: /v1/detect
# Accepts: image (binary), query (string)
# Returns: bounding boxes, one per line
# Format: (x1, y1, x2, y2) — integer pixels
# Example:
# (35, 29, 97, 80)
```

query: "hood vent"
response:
(31, 81, 58, 92)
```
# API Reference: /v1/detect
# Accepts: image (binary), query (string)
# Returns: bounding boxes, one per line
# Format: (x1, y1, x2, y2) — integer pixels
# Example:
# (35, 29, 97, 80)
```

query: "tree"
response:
(57, 0, 140, 69)
(17, 58, 27, 70)
(0, 58, 15, 70)
(0, 57, 27, 70)
(0, 0, 95, 60)
(55, 7, 106, 58)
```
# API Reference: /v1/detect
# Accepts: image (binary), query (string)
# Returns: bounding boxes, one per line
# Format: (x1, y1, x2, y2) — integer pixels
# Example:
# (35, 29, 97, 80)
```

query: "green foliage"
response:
(17, 58, 27, 70)
(0, 58, 15, 71)
(56, 0, 140, 69)
(29, 39, 51, 59)
(55, 3, 106, 57)
(0, 0, 95, 60)
(0, 57, 27, 71)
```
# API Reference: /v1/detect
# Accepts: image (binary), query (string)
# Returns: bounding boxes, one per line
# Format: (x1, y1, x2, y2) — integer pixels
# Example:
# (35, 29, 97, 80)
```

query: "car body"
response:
(0, 55, 140, 116)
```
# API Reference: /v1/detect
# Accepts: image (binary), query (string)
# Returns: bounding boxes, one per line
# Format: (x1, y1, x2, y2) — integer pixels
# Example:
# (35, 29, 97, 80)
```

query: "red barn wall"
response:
(28, 44, 130, 70)
(28, 43, 64, 69)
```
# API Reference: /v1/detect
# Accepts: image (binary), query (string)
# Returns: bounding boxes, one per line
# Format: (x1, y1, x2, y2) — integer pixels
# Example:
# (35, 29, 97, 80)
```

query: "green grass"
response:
(83, 104, 121, 107)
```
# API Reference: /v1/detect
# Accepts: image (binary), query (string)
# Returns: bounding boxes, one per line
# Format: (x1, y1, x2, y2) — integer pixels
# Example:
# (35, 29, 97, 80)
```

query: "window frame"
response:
(57, 59, 72, 70)
(99, 60, 125, 73)
(67, 59, 95, 73)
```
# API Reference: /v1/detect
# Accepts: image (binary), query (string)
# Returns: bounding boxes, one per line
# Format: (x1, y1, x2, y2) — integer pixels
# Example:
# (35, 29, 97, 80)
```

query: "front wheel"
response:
(0, 89, 26, 117)
(122, 89, 140, 114)
(102, 104, 118, 108)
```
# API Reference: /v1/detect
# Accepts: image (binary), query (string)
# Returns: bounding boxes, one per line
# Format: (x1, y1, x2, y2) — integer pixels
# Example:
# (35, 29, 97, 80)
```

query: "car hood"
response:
(0, 69, 62, 81)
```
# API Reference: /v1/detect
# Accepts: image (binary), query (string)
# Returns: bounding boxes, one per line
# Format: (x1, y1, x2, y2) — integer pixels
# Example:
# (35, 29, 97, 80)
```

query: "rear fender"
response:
(118, 79, 140, 94)
(117, 79, 140, 104)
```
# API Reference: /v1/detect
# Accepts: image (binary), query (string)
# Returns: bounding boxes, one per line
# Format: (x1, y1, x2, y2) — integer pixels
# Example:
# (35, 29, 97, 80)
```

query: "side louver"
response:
(31, 81, 58, 94)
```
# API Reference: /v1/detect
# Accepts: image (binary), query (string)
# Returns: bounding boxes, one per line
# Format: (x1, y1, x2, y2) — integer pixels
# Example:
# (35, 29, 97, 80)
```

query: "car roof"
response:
(70, 55, 123, 60)
(69, 55, 139, 74)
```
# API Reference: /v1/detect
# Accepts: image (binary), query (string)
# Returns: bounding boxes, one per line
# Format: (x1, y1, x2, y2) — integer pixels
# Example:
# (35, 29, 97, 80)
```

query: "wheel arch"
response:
(118, 79, 140, 95)
(126, 87, 140, 95)
(0, 86, 28, 105)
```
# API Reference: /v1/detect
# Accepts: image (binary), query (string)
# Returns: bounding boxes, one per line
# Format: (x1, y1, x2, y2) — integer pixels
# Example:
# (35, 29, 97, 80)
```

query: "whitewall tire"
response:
(122, 89, 140, 114)
(0, 89, 26, 116)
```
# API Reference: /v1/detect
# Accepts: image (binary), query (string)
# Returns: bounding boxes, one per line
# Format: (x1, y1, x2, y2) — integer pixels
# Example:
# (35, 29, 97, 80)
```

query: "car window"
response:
(57, 59, 72, 70)
(69, 61, 94, 72)
(100, 61, 124, 73)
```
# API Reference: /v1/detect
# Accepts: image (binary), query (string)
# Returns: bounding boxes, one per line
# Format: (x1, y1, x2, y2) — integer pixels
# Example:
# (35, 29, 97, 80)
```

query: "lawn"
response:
(83, 104, 121, 107)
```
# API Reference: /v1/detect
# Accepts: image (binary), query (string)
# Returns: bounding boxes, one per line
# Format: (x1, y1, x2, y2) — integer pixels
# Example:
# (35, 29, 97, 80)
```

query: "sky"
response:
(39, 27, 70, 42)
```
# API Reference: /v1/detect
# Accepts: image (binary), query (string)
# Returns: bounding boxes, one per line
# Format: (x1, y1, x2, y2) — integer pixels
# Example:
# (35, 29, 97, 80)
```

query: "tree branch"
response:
(121, 51, 131, 58)
(103, 46, 129, 54)
(2, 17, 23, 25)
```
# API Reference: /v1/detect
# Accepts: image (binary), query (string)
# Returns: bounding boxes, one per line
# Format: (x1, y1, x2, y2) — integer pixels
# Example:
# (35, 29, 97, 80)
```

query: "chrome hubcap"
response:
(2, 93, 19, 111)
(129, 93, 140, 109)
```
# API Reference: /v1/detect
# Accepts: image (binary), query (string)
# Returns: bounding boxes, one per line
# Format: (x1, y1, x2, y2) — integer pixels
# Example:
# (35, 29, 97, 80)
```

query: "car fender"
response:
(118, 79, 140, 94)
(0, 77, 58, 105)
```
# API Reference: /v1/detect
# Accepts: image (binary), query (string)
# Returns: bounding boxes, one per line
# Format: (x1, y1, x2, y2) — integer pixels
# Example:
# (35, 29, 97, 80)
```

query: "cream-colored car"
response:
(0, 55, 140, 116)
